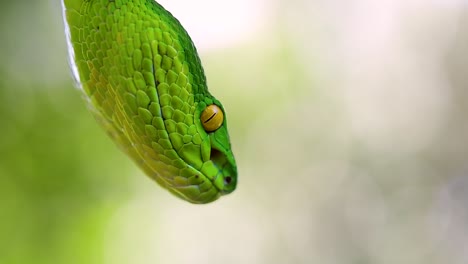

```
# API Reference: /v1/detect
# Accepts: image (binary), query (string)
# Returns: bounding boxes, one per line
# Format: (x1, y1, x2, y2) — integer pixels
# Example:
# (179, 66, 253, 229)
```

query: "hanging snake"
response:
(61, 0, 237, 204)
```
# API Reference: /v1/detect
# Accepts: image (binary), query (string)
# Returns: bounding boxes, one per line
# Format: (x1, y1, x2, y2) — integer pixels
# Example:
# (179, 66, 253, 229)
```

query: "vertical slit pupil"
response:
(204, 112, 217, 123)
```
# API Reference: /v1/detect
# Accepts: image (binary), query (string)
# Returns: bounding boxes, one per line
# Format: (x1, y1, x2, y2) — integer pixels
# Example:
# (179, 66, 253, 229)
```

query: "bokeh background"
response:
(1, 0, 468, 263)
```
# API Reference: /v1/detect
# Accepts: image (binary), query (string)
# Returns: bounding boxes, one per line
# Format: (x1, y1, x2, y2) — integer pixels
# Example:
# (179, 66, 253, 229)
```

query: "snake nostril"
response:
(224, 176, 232, 185)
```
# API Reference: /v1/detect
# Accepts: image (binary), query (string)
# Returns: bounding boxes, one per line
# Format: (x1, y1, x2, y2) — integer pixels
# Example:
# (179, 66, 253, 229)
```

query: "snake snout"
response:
(210, 148, 237, 194)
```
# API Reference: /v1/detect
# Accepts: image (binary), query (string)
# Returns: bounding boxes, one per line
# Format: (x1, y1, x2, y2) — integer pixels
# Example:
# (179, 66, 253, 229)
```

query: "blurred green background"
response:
(1, 0, 468, 263)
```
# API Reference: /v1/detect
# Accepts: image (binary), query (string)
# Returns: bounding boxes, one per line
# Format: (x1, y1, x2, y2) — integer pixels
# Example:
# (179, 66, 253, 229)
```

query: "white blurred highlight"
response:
(157, 0, 270, 50)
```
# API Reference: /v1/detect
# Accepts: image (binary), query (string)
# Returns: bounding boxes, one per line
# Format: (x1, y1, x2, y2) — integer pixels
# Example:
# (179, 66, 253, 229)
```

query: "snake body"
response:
(61, 0, 237, 203)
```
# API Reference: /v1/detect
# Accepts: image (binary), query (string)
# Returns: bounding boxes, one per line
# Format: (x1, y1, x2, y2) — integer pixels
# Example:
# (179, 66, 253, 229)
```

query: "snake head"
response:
(198, 100, 237, 195)
(170, 99, 237, 203)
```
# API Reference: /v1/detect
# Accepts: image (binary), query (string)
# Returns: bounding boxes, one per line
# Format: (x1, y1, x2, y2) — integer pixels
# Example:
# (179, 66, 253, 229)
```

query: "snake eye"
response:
(201, 104, 224, 132)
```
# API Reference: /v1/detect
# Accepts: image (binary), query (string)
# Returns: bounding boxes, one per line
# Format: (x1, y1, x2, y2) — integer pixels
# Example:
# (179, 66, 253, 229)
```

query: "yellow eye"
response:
(201, 104, 224, 132)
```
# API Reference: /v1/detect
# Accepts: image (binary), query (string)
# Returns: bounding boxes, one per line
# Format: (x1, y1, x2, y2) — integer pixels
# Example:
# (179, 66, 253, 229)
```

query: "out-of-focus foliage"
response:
(1, 0, 468, 264)
(0, 2, 135, 264)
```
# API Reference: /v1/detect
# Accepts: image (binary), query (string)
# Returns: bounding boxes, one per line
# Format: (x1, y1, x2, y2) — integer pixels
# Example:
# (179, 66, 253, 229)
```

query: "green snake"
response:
(61, 0, 237, 204)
